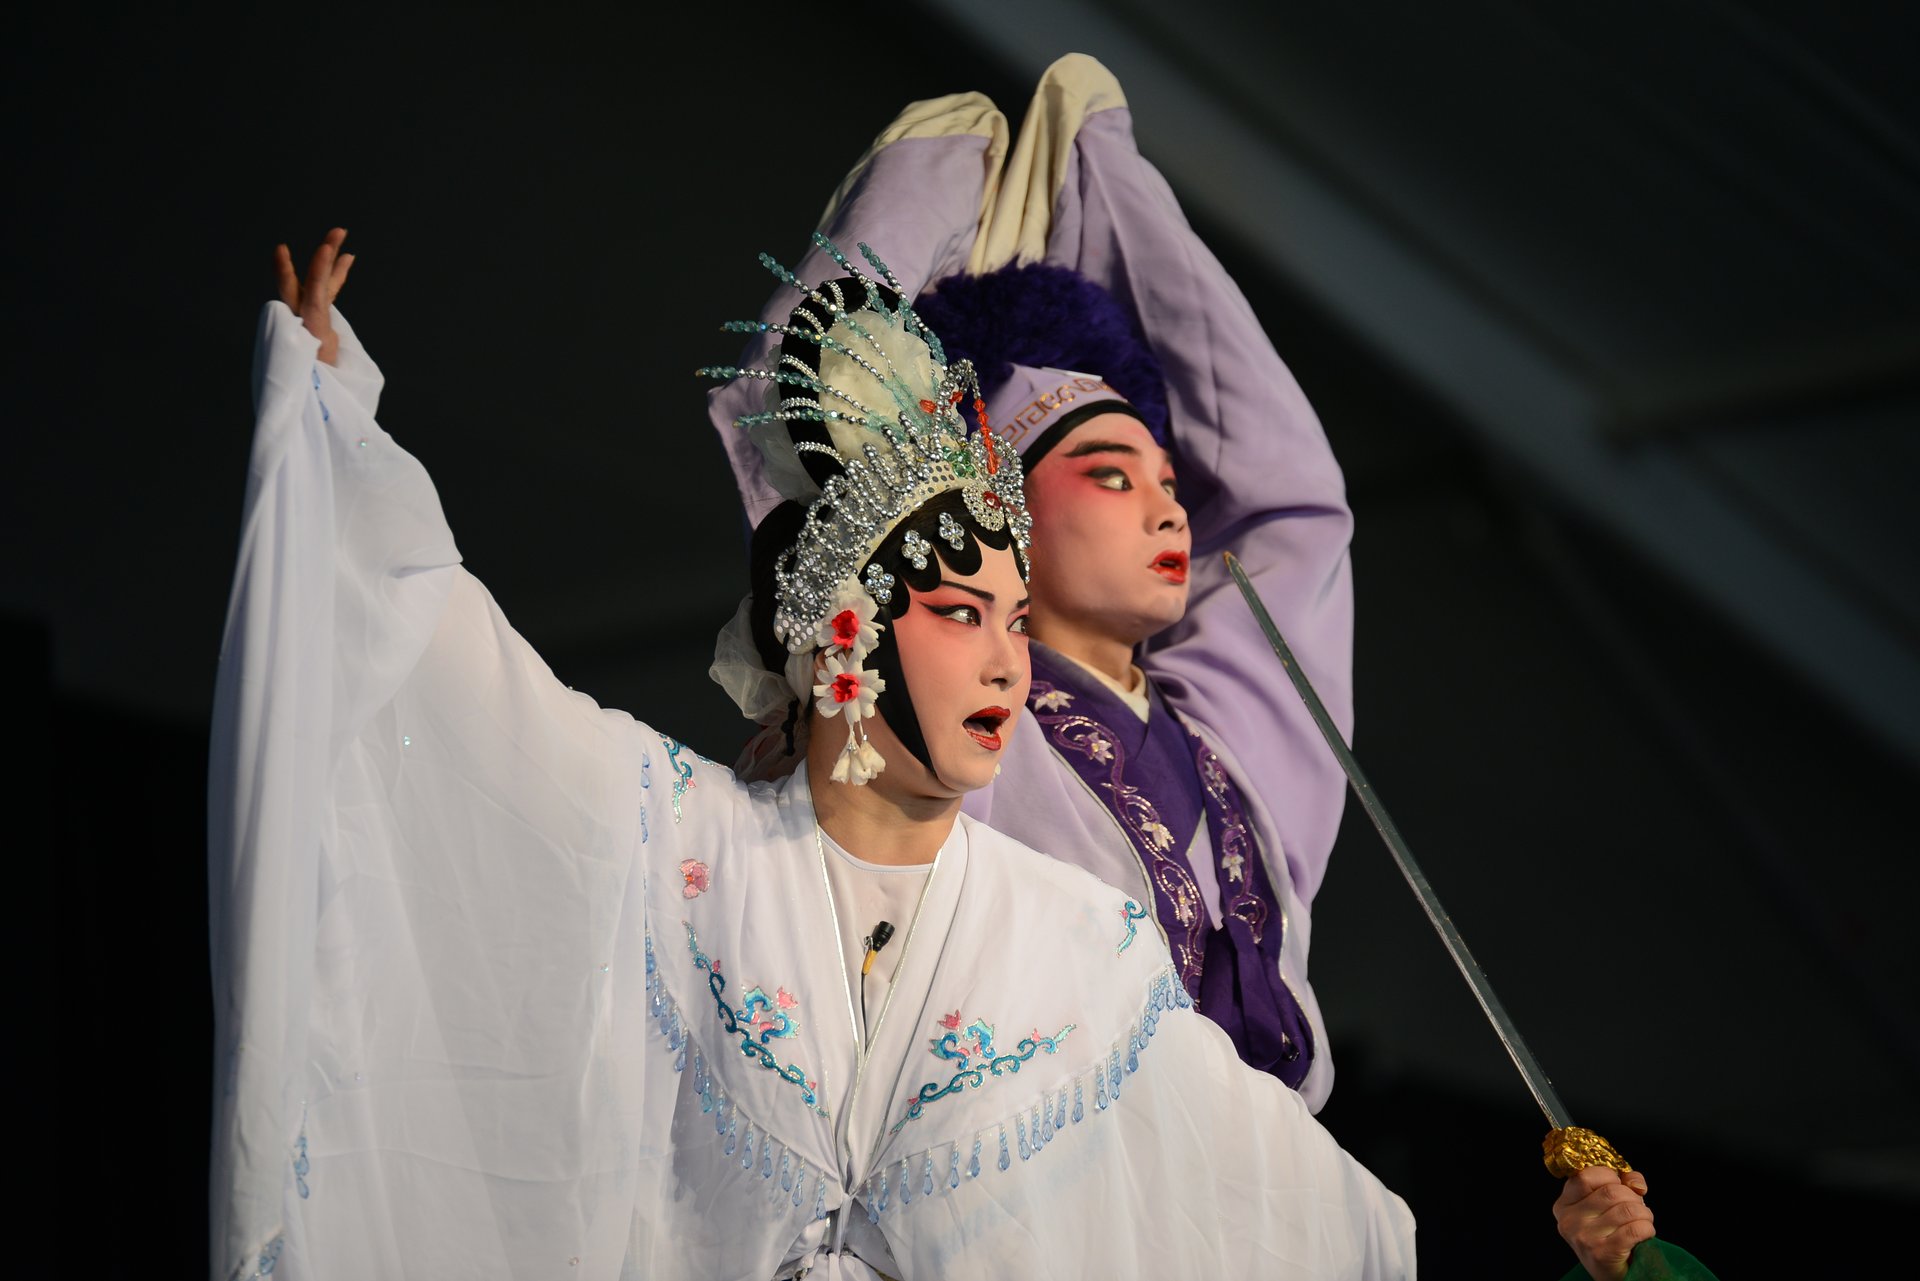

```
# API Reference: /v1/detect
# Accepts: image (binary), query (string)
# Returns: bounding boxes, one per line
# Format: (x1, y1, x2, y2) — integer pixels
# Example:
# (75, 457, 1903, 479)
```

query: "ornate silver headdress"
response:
(705, 235, 1032, 649)
(702, 236, 1033, 784)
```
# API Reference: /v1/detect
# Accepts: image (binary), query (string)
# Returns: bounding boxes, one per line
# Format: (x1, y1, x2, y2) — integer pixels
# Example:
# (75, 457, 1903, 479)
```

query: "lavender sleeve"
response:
(1045, 107, 1356, 906)
(709, 132, 1000, 528)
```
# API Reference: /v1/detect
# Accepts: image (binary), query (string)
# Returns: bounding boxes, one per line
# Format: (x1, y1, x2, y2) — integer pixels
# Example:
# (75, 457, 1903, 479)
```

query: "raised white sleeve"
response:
(208, 304, 662, 1279)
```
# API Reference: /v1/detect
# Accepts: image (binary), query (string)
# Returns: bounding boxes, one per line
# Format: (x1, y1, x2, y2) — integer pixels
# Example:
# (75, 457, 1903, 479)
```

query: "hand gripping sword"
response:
(1223, 552, 1626, 1179)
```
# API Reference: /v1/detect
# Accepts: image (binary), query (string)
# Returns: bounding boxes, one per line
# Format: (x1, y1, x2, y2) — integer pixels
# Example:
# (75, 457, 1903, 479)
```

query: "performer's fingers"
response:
(1571, 1166, 1621, 1194)
(1623, 1170, 1648, 1198)
(324, 229, 351, 287)
(1594, 1197, 1655, 1230)
(304, 246, 335, 307)
(1588, 1180, 1647, 1214)
(273, 244, 300, 310)
(304, 229, 344, 306)
(331, 252, 355, 300)
(1555, 1165, 1621, 1212)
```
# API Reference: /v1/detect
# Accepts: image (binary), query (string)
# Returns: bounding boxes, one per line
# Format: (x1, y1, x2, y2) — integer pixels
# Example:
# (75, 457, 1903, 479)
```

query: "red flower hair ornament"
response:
(813, 583, 881, 657)
(809, 583, 888, 785)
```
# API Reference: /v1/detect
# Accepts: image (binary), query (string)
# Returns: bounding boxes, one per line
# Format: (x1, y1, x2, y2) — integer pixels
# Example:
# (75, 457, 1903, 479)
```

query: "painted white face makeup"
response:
(1022, 413, 1191, 650)
(862, 542, 1032, 798)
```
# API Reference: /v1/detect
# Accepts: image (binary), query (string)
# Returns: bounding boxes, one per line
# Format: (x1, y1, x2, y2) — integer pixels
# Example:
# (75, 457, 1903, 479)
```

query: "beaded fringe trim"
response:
(232, 1103, 311, 1278)
(646, 930, 834, 1221)
(235, 950, 1191, 1272)
(855, 965, 1191, 1223)
(233, 1232, 286, 1280)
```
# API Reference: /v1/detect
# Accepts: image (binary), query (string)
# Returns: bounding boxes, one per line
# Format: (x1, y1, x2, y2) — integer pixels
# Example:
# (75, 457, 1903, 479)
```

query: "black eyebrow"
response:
(930, 583, 1032, 612)
(1064, 439, 1140, 460)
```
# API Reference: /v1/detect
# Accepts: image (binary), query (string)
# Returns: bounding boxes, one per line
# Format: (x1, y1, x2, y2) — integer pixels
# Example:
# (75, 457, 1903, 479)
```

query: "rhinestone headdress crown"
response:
(702, 235, 1032, 652)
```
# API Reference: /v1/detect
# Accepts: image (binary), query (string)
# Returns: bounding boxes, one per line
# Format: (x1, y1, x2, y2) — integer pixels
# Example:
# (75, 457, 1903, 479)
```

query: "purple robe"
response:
(710, 75, 1354, 1111)
(1021, 644, 1315, 1087)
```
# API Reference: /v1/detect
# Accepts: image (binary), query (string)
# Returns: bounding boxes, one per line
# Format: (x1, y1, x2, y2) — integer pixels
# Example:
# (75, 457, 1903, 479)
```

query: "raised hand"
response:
(1554, 1165, 1656, 1281)
(273, 228, 355, 366)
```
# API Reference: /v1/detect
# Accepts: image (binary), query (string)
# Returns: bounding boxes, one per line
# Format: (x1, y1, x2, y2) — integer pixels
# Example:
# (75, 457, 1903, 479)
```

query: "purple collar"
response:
(1025, 643, 1313, 1086)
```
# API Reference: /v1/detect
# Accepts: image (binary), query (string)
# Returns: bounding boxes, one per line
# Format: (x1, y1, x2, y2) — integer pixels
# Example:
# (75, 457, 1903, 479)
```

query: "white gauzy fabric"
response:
(818, 828, 939, 1045)
(208, 302, 1415, 1280)
(710, 597, 815, 781)
(711, 594, 806, 725)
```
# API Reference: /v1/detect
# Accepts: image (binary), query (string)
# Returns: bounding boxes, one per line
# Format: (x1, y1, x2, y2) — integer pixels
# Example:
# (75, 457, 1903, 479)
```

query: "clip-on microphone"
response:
(859, 920, 897, 1035)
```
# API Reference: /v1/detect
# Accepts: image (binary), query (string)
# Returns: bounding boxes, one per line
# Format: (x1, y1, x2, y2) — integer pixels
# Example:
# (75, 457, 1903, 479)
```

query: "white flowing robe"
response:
(207, 302, 1415, 1280)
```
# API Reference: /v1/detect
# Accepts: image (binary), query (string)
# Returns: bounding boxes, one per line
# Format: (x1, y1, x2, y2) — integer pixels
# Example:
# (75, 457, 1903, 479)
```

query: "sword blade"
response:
(1223, 551, 1572, 1129)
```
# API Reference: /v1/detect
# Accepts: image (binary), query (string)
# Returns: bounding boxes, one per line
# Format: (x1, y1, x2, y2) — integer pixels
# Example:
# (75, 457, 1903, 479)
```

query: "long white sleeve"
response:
(208, 304, 657, 1279)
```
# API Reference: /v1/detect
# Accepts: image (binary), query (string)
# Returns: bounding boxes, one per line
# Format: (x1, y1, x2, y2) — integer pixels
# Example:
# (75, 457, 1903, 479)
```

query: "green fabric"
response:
(1557, 1238, 1720, 1281)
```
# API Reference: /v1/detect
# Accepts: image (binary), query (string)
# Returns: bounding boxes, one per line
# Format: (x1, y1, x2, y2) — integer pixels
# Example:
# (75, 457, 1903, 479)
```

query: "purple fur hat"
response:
(914, 263, 1169, 461)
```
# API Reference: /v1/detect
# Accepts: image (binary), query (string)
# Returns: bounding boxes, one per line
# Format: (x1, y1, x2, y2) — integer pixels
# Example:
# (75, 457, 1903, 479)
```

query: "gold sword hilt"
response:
(1543, 1127, 1632, 1179)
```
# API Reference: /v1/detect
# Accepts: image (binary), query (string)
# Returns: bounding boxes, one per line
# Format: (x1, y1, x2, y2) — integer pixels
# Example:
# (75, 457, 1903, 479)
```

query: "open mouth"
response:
(963, 706, 1011, 751)
(1150, 550, 1189, 584)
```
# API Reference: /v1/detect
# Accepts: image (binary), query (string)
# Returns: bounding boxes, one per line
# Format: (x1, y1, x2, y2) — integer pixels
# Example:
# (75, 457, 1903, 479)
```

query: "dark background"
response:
(11, 3, 1916, 1275)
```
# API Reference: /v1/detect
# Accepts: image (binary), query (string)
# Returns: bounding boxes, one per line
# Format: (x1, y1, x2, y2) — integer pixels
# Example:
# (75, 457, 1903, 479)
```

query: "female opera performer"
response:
(710, 54, 1351, 1108)
(207, 223, 1652, 1280)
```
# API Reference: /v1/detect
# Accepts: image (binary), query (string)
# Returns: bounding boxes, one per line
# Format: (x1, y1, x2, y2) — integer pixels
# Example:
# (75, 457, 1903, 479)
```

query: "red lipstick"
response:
(964, 706, 1011, 751)
(1151, 550, 1189, 584)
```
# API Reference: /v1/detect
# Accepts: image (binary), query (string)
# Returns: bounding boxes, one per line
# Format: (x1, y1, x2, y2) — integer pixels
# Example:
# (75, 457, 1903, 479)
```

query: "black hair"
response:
(1020, 399, 1152, 472)
(747, 499, 809, 676)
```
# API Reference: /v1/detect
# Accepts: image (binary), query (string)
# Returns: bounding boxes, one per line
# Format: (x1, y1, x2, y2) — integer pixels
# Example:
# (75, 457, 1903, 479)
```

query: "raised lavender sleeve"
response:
(1046, 105, 1356, 906)
(709, 111, 1003, 528)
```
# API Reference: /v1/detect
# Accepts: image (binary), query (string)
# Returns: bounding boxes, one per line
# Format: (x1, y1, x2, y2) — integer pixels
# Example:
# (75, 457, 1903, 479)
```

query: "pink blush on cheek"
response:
(1022, 467, 1130, 588)
(892, 600, 980, 704)
(1021, 459, 1121, 537)
(1019, 459, 1085, 527)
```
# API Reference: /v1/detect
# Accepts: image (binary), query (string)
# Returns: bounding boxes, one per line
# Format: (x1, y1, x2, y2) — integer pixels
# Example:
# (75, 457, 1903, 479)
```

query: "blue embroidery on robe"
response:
(292, 1113, 310, 1200)
(683, 921, 826, 1115)
(659, 734, 694, 823)
(890, 1010, 1075, 1133)
(1116, 899, 1149, 954)
(253, 1233, 286, 1277)
(863, 969, 1193, 1220)
(310, 366, 331, 424)
(639, 752, 652, 843)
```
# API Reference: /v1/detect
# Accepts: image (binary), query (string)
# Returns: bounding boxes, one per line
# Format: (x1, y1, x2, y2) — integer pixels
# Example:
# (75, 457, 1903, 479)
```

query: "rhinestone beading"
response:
(702, 235, 1032, 648)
